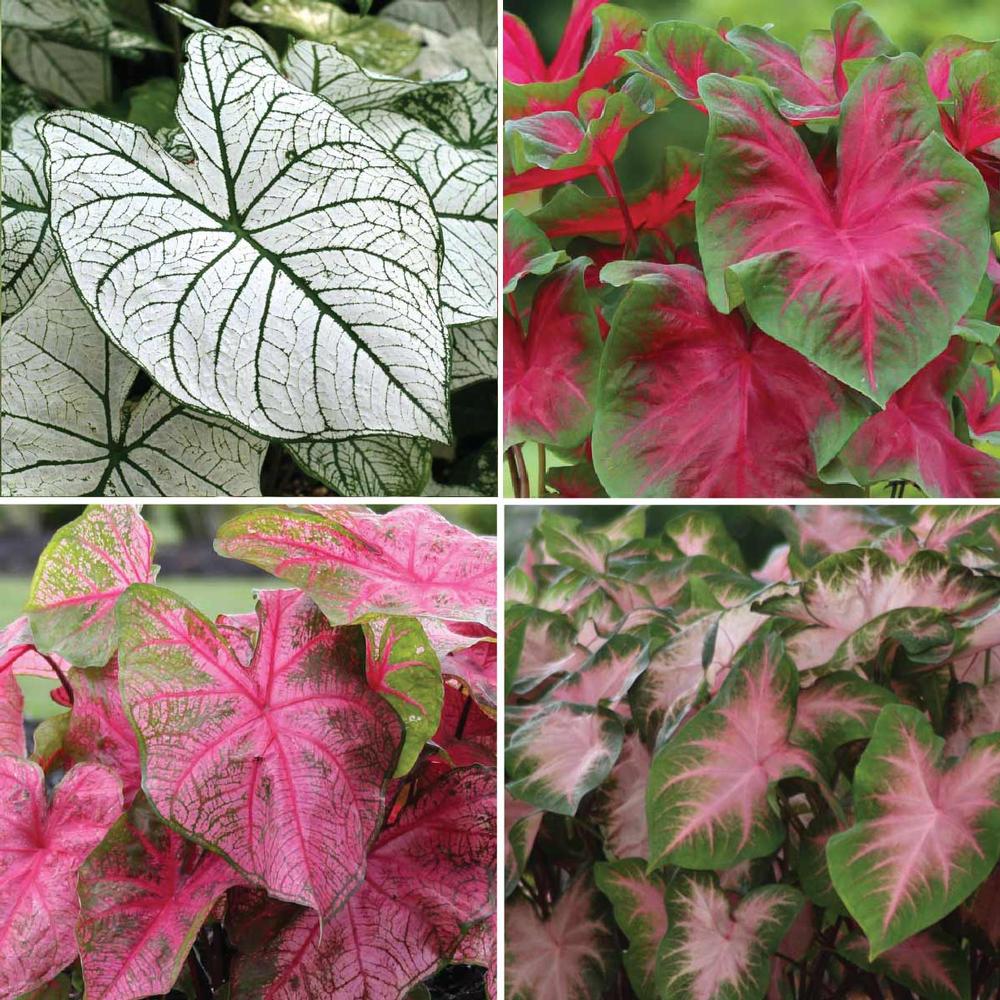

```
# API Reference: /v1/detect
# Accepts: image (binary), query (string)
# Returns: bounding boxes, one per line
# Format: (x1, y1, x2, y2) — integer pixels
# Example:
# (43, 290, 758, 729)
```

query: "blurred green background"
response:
(2, 503, 495, 719)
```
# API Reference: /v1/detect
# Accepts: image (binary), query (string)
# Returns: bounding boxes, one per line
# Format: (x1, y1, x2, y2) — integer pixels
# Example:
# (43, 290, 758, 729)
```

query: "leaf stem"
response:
(506, 448, 523, 497)
(537, 444, 547, 495)
(599, 162, 637, 256)
(512, 443, 530, 497)
(41, 654, 74, 706)
(187, 948, 212, 1000)
(217, 0, 232, 28)
(454, 694, 473, 739)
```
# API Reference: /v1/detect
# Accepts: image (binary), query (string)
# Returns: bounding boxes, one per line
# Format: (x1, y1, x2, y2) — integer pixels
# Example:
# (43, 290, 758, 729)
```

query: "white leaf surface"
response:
(383, 0, 497, 47)
(1, 264, 267, 497)
(40, 32, 450, 442)
(288, 434, 431, 496)
(2, 29, 109, 106)
(451, 320, 496, 389)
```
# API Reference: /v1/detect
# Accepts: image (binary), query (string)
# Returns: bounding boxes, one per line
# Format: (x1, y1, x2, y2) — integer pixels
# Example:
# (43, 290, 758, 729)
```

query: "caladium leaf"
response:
(504, 259, 603, 450)
(231, 766, 495, 999)
(41, 32, 451, 442)
(507, 701, 624, 815)
(503, 208, 568, 293)
(647, 634, 818, 871)
(364, 616, 443, 776)
(26, 504, 156, 667)
(505, 791, 541, 896)
(595, 731, 652, 861)
(385, 0, 498, 46)
(453, 916, 497, 1000)
(593, 263, 867, 497)
(594, 860, 668, 1000)
(76, 794, 246, 1000)
(2, 29, 108, 107)
(215, 504, 497, 628)
(942, 49, 1000, 189)
(551, 632, 646, 708)
(0, 757, 123, 998)
(117, 585, 402, 915)
(504, 604, 580, 695)
(451, 319, 497, 390)
(656, 875, 803, 1000)
(506, 872, 617, 1000)
(1, 113, 57, 317)
(0, 670, 25, 756)
(288, 436, 432, 497)
(539, 507, 646, 576)
(827, 703, 1000, 956)
(3, 0, 164, 56)
(432, 681, 495, 767)
(0, 616, 63, 679)
(441, 628, 497, 711)
(923, 35, 997, 100)
(2, 263, 268, 498)
(696, 56, 990, 405)
(947, 680, 1000, 757)
(769, 505, 894, 567)
(959, 361, 1000, 443)
(665, 511, 744, 570)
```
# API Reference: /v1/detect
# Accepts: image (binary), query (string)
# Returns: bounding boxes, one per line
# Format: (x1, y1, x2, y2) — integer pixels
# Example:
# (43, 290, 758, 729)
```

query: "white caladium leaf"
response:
(2, 29, 109, 106)
(159, 5, 281, 65)
(40, 32, 451, 442)
(384, 0, 498, 46)
(506, 873, 617, 1000)
(451, 320, 497, 389)
(506, 702, 624, 815)
(827, 704, 1000, 957)
(288, 435, 431, 497)
(656, 875, 803, 1000)
(1, 113, 57, 317)
(1, 264, 267, 497)
(595, 731, 653, 861)
(3, 0, 166, 56)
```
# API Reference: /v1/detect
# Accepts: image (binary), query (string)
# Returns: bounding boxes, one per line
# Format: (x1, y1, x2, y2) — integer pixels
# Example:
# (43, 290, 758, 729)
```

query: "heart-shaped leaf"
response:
(76, 794, 246, 1000)
(27, 504, 156, 667)
(117, 585, 402, 916)
(593, 263, 867, 497)
(647, 633, 817, 871)
(943, 49, 1000, 187)
(215, 504, 497, 629)
(40, 32, 450, 441)
(0, 758, 123, 998)
(696, 56, 989, 404)
(827, 704, 1000, 956)
(3, 29, 109, 107)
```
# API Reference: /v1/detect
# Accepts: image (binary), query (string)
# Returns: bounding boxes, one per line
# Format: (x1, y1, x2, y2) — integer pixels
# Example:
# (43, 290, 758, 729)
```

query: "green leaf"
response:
(123, 77, 178, 134)
(288, 435, 432, 497)
(2, 29, 109, 106)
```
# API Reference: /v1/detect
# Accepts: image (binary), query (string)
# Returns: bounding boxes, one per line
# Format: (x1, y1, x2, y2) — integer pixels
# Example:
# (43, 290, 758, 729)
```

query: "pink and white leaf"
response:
(505, 791, 542, 896)
(0, 617, 65, 679)
(0, 669, 25, 756)
(594, 731, 652, 861)
(453, 916, 497, 1000)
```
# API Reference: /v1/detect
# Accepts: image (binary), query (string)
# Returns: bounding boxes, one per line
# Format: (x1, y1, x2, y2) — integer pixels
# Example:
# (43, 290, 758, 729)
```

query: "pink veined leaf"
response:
(453, 916, 497, 1000)
(546, 460, 610, 499)
(505, 790, 542, 896)
(504, 604, 585, 695)
(441, 628, 497, 711)
(696, 56, 989, 405)
(0, 669, 25, 756)
(647, 633, 818, 871)
(215, 610, 260, 663)
(432, 682, 495, 767)
(923, 35, 997, 99)
(595, 859, 669, 1000)
(230, 766, 496, 1000)
(595, 731, 653, 861)
(958, 362, 1000, 443)
(838, 929, 971, 1000)
(0, 616, 65, 678)
(757, 545, 792, 584)
(503, 209, 568, 294)
(948, 603, 1000, 686)
(551, 633, 647, 708)
(0, 758, 123, 998)
(592, 263, 868, 497)
(26, 505, 157, 667)
(76, 793, 247, 1000)
(215, 504, 497, 630)
(827, 703, 1000, 957)
(769, 505, 894, 566)
(946, 679, 1000, 757)
(505, 259, 603, 450)
(117, 585, 402, 917)
(940, 50, 1000, 191)
(665, 510, 745, 569)
(768, 900, 817, 997)
(506, 872, 617, 1000)
(656, 875, 803, 1000)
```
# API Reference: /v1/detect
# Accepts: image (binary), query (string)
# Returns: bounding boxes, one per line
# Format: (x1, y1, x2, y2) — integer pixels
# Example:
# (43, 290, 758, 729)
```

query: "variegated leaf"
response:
(288, 436, 432, 497)
(595, 730, 652, 861)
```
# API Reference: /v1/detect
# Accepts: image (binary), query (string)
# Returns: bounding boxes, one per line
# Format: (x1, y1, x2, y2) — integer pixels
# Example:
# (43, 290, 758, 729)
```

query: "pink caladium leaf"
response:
(117, 585, 402, 916)
(231, 766, 495, 999)
(504, 791, 542, 897)
(215, 504, 497, 629)
(507, 701, 624, 815)
(551, 633, 646, 708)
(503, 209, 568, 294)
(592, 263, 868, 497)
(665, 510, 745, 570)
(441, 629, 497, 711)
(647, 633, 818, 871)
(454, 916, 497, 1000)
(696, 56, 990, 405)
(76, 793, 247, 1000)
(594, 730, 653, 861)
(959, 361, 1000, 443)
(923, 35, 997, 99)
(0, 758, 123, 998)
(364, 616, 443, 777)
(0, 669, 24, 756)
(26, 505, 157, 667)
(655, 874, 803, 1000)
(504, 604, 582, 695)
(838, 928, 971, 1000)
(941, 50, 1000, 191)
(769, 506, 895, 567)
(827, 703, 1000, 956)
(506, 872, 617, 1000)
(505, 259, 603, 450)
(946, 679, 1000, 757)
(432, 682, 495, 767)
(0, 616, 63, 678)
(594, 859, 669, 1000)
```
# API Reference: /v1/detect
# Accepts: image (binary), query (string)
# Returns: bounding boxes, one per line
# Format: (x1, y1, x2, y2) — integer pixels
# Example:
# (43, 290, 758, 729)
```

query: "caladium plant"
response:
(1, 0, 498, 498)
(503, 2, 1000, 498)
(505, 504, 1000, 999)
(1, 502, 497, 999)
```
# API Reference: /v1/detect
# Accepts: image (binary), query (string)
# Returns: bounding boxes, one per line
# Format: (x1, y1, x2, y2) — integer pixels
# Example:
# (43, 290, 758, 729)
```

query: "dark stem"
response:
(217, 0, 232, 28)
(454, 694, 473, 740)
(42, 653, 74, 705)
(187, 949, 212, 1000)
(512, 443, 530, 498)
(600, 161, 637, 256)
(506, 448, 524, 497)
(537, 443, 547, 495)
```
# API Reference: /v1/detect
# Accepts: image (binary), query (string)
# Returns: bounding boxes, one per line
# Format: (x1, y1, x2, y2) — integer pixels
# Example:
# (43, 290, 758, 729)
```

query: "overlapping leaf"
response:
(0, 669, 25, 756)
(594, 731, 653, 861)
(288, 435, 432, 498)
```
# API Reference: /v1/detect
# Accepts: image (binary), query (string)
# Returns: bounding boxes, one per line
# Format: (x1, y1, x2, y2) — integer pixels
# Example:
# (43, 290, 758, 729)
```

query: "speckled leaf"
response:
(117, 585, 402, 916)
(26, 504, 156, 667)
(76, 794, 246, 1000)
(231, 766, 495, 999)
(0, 670, 25, 756)
(828, 704, 1000, 956)
(288, 436, 432, 498)
(215, 504, 497, 628)
(0, 758, 123, 998)
(431, 681, 494, 767)
(453, 916, 496, 1000)
(41, 32, 449, 442)
(0, 616, 63, 679)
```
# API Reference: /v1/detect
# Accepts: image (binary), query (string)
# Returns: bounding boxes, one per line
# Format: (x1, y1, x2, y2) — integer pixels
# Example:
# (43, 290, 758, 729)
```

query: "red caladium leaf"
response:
(76, 793, 246, 1000)
(454, 916, 497, 1000)
(231, 766, 495, 999)
(215, 504, 497, 630)
(503, 209, 568, 294)
(827, 703, 1000, 956)
(647, 633, 818, 871)
(432, 682, 495, 767)
(441, 629, 497, 711)
(595, 731, 652, 860)
(655, 874, 803, 1000)
(940, 50, 1000, 191)
(0, 616, 64, 678)
(546, 460, 609, 498)
(592, 263, 867, 497)
(0, 669, 24, 756)
(26, 505, 157, 667)
(506, 872, 617, 1000)
(117, 585, 402, 916)
(923, 35, 997, 100)
(696, 56, 990, 405)
(958, 361, 1000, 443)
(594, 859, 669, 1000)
(505, 259, 603, 450)
(0, 758, 123, 998)
(507, 701, 623, 815)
